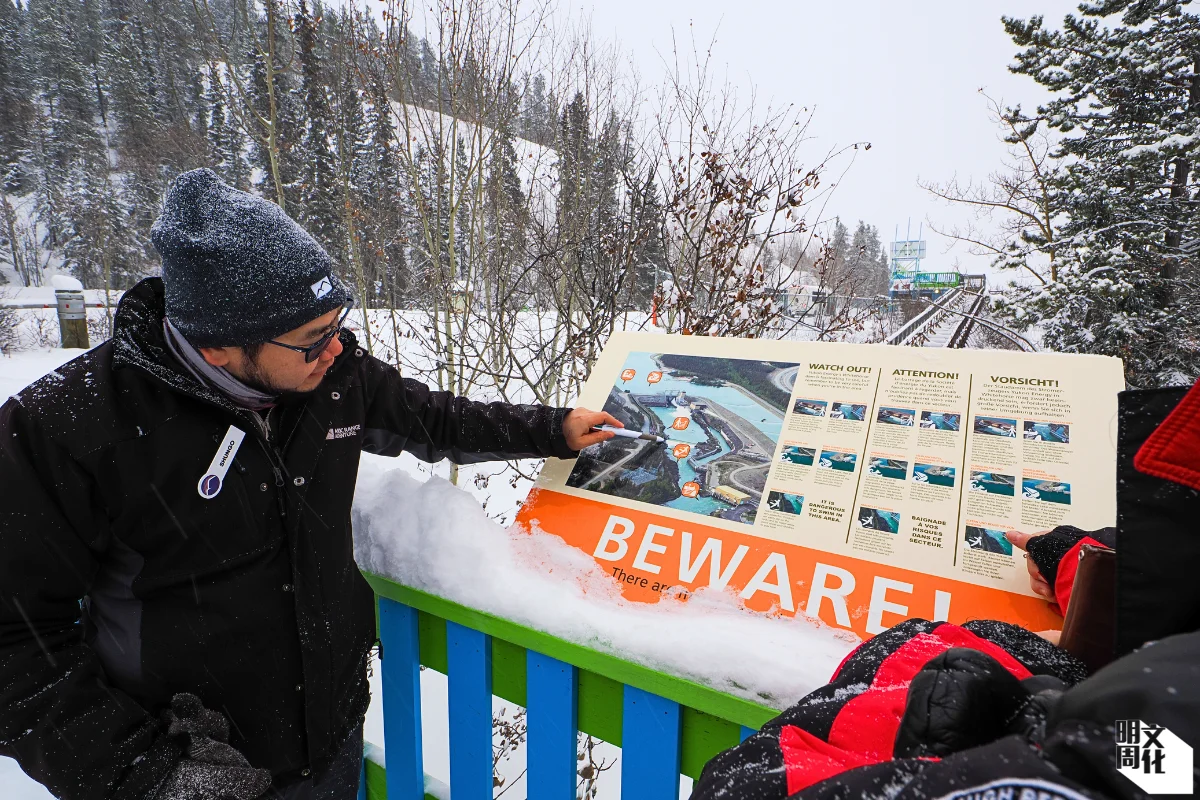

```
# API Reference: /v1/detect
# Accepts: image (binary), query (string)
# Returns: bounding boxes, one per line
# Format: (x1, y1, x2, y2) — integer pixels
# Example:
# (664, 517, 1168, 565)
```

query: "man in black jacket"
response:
(0, 169, 618, 800)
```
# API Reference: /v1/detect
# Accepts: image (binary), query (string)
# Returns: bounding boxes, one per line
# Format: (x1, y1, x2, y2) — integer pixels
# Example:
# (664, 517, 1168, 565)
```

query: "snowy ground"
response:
(0, 340, 856, 798)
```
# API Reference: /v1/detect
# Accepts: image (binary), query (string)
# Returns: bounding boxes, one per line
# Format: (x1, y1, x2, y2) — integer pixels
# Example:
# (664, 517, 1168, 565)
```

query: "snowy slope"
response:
(389, 100, 559, 218)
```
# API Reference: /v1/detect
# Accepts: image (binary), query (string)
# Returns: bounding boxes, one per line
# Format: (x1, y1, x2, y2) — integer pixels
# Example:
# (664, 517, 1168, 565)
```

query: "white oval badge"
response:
(197, 425, 246, 500)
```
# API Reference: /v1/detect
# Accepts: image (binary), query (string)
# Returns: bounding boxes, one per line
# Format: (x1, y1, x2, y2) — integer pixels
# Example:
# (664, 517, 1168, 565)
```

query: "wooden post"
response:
(378, 598, 425, 800)
(446, 622, 493, 800)
(526, 651, 578, 800)
(621, 685, 682, 799)
(55, 289, 89, 349)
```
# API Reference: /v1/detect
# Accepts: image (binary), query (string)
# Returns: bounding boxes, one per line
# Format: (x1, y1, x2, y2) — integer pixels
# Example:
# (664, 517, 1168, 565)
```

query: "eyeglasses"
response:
(266, 302, 353, 363)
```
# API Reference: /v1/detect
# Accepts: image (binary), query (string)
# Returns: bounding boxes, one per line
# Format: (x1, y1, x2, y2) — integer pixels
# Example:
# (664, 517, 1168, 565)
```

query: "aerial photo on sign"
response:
(566, 352, 799, 524)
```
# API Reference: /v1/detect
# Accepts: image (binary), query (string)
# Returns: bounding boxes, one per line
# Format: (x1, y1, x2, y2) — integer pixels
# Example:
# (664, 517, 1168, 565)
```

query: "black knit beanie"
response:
(151, 168, 353, 347)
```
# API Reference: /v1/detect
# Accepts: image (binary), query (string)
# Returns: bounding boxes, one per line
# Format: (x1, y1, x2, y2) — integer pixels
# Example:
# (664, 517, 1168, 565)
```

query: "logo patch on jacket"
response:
(198, 425, 246, 499)
(326, 424, 361, 440)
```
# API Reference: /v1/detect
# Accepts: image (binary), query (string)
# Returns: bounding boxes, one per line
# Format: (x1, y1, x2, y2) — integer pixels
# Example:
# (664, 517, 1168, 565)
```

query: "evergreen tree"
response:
(206, 66, 234, 181)
(1001, 2, 1200, 385)
(484, 118, 527, 306)
(628, 166, 667, 308)
(450, 134, 471, 278)
(247, 0, 302, 208)
(26, 0, 107, 253)
(410, 140, 453, 293)
(555, 91, 591, 274)
(826, 218, 850, 284)
(220, 63, 251, 191)
(846, 221, 887, 295)
(363, 66, 408, 302)
(417, 38, 437, 104)
(0, 0, 35, 190)
(103, 1, 158, 166)
(330, 39, 371, 298)
(293, 0, 341, 257)
(519, 72, 550, 145)
(63, 167, 142, 292)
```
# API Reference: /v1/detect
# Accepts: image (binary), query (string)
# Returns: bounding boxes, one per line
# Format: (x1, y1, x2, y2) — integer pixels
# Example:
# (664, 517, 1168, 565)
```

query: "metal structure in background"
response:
(887, 220, 973, 301)
(886, 275, 1036, 352)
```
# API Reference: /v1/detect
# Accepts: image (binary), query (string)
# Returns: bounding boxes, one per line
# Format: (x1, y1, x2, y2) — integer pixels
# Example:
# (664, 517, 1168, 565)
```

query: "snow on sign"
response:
(518, 332, 1126, 639)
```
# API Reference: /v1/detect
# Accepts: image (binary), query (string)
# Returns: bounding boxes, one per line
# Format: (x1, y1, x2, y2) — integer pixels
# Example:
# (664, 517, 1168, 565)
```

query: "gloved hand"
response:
(151, 693, 272, 800)
(893, 647, 1030, 759)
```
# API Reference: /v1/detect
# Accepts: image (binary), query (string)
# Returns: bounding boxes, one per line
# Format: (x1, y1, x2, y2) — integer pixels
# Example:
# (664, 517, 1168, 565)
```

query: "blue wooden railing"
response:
(359, 573, 779, 800)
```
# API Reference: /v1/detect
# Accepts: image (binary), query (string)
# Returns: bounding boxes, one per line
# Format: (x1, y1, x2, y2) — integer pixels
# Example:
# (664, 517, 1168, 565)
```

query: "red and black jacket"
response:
(693, 618, 1087, 799)
(694, 625, 1200, 800)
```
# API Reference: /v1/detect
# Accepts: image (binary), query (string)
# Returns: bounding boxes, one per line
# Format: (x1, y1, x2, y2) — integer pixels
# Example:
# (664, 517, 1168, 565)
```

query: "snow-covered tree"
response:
(846, 221, 888, 295)
(0, 0, 35, 190)
(997, 2, 1200, 386)
(361, 63, 408, 303)
(294, 0, 341, 258)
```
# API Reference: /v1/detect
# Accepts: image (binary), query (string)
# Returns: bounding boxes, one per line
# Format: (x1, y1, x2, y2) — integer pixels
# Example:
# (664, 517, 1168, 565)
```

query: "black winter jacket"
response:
(0, 277, 576, 800)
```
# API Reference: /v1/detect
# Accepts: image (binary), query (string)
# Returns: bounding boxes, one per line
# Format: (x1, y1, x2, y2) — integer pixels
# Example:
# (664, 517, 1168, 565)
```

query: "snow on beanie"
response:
(151, 168, 353, 348)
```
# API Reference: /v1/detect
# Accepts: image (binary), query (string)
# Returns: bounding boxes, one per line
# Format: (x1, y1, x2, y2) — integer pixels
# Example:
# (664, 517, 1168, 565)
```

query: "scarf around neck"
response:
(162, 317, 279, 412)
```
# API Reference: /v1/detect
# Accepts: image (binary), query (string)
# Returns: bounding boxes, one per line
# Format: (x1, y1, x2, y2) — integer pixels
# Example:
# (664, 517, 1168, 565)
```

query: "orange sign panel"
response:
(515, 489, 1064, 640)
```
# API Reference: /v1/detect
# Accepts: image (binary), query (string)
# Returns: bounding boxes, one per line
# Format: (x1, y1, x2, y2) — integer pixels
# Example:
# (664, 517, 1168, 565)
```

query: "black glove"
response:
(894, 648, 1031, 758)
(150, 693, 272, 800)
(1025, 525, 1115, 588)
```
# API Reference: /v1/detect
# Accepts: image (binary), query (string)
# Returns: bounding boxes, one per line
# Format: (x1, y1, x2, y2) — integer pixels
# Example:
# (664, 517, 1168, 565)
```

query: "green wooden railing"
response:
(360, 571, 780, 799)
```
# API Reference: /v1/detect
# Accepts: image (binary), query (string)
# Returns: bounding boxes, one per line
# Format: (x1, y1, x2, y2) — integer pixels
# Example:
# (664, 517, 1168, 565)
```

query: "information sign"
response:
(517, 333, 1125, 638)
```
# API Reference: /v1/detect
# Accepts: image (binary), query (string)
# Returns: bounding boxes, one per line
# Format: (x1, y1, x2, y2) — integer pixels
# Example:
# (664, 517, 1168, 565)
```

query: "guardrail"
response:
(360, 572, 778, 799)
(946, 292, 989, 349)
(0, 301, 112, 309)
(2, 292, 117, 349)
(885, 286, 964, 346)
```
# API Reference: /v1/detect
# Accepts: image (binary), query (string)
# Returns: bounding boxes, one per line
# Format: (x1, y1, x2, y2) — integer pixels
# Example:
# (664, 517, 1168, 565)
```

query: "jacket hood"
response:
(1133, 379, 1200, 491)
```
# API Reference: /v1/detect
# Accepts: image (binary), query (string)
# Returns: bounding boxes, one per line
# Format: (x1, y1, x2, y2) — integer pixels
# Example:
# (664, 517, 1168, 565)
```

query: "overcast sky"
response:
(579, 0, 1083, 276)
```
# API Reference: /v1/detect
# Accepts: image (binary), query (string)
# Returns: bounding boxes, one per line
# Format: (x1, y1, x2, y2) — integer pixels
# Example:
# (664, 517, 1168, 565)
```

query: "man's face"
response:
(200, 306, 345, 395)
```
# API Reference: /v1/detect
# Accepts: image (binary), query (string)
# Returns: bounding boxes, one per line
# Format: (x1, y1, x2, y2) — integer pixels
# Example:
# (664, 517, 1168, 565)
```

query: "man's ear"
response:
(199, 346, 234, 368)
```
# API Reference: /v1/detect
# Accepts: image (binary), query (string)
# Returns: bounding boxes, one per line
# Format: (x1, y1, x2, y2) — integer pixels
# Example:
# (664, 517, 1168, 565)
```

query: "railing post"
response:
(55, 288, 88, 349)
(526, 651, 578, 800)
(447, 621, 493, 800)
(621, 686, 681, 800)
(378, 597, 425, 800)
